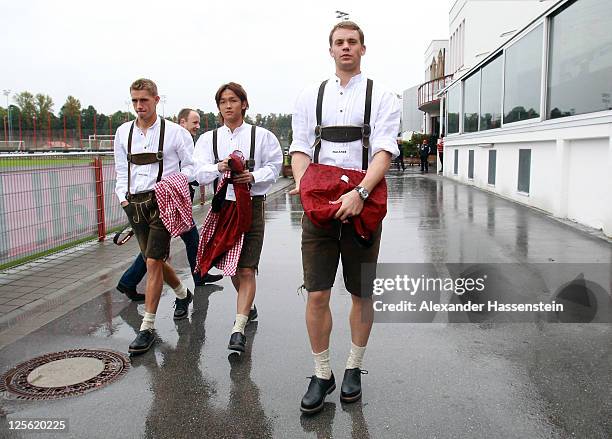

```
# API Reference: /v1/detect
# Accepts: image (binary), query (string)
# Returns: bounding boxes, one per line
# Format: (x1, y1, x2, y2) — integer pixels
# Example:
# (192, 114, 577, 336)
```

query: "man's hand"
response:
(121, 201, 129, 207)
(331, 189, 364, 222)
(289, 181, 300, 196)
(217, 158, 231, 173)
(232, 170, 254, 185)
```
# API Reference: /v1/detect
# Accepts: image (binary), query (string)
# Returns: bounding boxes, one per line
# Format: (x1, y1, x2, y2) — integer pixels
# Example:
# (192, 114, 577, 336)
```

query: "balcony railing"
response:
(418, 74, 453, 110)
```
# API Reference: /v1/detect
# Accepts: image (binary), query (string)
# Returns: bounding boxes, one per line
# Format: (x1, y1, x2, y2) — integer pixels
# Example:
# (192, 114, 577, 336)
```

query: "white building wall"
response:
(424, 40, 449, 80)
(449, 0, 552, 80)
(444, 118, 612, 236)
(402, 86, 422, 134)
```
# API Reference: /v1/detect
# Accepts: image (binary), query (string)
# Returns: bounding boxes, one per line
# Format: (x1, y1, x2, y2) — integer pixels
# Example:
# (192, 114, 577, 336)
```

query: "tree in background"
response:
(35, 94, 54, 121)
(14, 92, 36, 127)
(60, 96, 82, 129)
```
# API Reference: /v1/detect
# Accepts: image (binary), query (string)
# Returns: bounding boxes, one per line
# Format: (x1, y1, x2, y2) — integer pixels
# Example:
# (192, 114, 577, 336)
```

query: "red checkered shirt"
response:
(154, 173, 193, 238)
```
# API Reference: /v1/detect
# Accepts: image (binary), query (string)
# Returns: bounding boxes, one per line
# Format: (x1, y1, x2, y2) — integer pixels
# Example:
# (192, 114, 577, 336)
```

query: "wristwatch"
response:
(354, 186, 369, 201)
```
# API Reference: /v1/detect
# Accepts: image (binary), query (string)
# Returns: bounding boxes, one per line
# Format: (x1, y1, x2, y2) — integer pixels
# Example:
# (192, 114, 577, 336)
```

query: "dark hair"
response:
(214, 82, 249, 121)
(177, 108, 195, 123)
(329, 21, 364, 46)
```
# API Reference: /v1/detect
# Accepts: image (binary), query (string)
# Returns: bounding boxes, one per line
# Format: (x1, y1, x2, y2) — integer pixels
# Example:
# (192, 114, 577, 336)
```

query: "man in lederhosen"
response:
(193, 82, 283, 353)
(290, 21, 400, 414)
(114, 78, 195, 355)
(115, 108, 222, 302)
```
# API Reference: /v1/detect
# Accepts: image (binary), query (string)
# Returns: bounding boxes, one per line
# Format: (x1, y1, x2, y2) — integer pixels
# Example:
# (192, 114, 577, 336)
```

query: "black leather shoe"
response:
(117, 283, 145, 302)
(173, 289, 193, 320)
(128, 329, 156, 354)
(228, 332, 246, 352)
(247, 305, 258, 324)
(195, 273, 223, 286)
(340, 368, 368, 403)
(300, 373, 336, 415)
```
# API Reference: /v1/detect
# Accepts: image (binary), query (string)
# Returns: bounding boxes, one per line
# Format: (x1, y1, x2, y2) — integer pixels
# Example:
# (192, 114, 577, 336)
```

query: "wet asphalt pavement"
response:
(0, 170, 610, 438)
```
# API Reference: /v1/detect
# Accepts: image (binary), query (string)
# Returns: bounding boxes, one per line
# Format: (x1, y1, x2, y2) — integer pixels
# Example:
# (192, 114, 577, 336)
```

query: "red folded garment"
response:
(195, 152, 252, 276)
(299, 163, 387, 246)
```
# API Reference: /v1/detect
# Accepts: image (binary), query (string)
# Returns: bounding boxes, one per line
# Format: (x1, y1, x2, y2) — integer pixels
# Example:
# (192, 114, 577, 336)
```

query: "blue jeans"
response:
(119, 223, 203, 288)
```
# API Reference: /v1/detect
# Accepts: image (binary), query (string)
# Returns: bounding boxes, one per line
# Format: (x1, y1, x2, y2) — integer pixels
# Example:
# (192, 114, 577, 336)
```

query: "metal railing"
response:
(0, 153, 123, 268)
(418, 74, 453, 110)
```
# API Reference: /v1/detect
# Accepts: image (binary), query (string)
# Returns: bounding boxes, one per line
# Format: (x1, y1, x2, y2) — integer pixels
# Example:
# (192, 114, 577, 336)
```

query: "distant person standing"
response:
(419, 139, 429, 173)
(395, 138, 405, 171)
(437, 135, 444, 173)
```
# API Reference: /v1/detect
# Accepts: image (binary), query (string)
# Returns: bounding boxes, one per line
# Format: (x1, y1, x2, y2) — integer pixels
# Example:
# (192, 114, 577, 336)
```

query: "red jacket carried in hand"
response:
(299, 163, 387, 247)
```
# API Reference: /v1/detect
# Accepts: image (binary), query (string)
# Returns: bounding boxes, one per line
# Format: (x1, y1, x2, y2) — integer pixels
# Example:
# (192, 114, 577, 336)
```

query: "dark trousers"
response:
(420, 156, 429, 172)
(438, 152, 443, 171)
(119, 221, 202, 288)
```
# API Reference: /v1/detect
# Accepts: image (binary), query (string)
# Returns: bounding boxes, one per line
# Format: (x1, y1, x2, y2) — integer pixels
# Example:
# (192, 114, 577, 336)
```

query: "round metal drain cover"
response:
(0, 349, 130, 400)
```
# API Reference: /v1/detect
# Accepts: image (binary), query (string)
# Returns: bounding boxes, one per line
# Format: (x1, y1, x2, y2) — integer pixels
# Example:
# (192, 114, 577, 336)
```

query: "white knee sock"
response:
(173, 282, 187, 299)
(140, 312, 156, 331)
(313, 349, 332, 380)
(232, 314, 249, 334)
(346, 342, 366, 369)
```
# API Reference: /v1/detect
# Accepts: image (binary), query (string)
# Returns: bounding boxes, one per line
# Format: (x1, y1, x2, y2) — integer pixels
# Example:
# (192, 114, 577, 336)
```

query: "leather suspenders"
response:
(126, 117, 165, 197)
(313, 78, 373, 171)
(212, 124, 257, 171)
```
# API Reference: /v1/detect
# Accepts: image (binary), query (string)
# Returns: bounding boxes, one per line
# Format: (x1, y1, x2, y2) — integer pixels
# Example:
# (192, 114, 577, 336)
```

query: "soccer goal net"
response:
(88, 135, 115, 151)
(0, 140, 26, 152)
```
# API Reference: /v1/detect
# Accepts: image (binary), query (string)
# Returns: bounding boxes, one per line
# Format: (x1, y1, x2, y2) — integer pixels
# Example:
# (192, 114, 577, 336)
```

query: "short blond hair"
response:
(130, 78, 158, 97)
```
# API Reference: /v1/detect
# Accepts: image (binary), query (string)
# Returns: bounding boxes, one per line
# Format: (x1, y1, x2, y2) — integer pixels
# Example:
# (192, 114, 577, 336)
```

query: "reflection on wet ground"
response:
(0, 170, 610, 438)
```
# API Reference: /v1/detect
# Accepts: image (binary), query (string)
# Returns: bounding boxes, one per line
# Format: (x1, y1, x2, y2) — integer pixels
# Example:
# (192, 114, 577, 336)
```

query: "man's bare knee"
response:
(308, 290, 331, 309)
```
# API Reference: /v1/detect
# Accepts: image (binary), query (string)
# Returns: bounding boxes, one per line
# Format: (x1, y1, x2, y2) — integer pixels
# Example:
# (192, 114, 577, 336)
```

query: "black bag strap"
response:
(247, 125, 256, 172)
(313, 80, 328, 164)
(362, 78, 373, 171)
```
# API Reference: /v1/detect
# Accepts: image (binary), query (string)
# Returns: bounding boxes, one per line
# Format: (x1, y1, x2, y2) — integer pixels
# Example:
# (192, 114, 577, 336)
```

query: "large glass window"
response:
(447, 86, 461, 134)
(503, 25, 543, 124)
(548, 0, 612, 119)
(480, 55, 503, 130)
(463, 73, 480, 132)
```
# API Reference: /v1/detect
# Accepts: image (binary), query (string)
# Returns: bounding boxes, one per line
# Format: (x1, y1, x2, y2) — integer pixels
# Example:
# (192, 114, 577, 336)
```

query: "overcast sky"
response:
(0, 0, 450, 117)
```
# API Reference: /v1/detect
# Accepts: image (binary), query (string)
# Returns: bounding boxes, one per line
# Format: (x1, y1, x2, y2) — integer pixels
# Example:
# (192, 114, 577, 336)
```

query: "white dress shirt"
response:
(114, 116, 195, 203)
(290, 73, 400, 169)
(193, 122, 283, 197)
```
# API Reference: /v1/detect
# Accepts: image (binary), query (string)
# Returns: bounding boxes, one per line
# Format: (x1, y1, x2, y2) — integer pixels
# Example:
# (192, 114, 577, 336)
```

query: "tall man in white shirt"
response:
(114, 78, 196, 355)
(290, 21, 400, 414)
(194, 82, 283, 353)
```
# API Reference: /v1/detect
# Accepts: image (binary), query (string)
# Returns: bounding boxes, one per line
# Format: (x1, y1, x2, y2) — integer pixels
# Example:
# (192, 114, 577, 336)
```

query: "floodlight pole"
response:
(161, 95, 167, 118)
(2, 90, 11, 142)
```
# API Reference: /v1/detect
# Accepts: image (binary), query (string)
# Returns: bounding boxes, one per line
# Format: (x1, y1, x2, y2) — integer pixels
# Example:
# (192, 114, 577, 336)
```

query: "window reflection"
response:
(548, 0, 612, 119)
(503, 25, 543, 124)
(480, 55, 503, 130)
(447, 86, 461, 134)
(463, 72, 480, 132)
